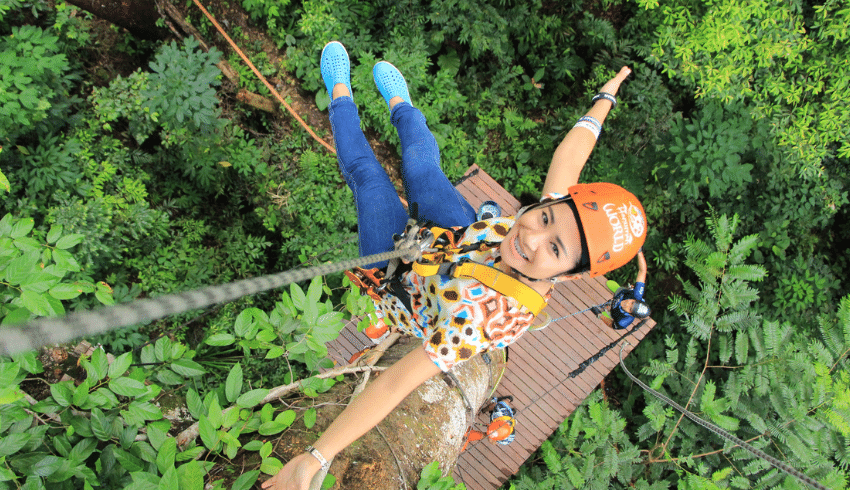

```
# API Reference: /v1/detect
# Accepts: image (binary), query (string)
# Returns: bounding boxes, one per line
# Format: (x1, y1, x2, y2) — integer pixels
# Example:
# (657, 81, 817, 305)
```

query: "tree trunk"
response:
(270, 338, 501, 489)
(65, 0, 168, 40)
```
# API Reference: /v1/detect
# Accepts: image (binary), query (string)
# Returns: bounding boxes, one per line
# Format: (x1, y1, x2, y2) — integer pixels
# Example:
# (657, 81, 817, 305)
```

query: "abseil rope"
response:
(0, 248, 416, 357)
(618, 342, 830, 490)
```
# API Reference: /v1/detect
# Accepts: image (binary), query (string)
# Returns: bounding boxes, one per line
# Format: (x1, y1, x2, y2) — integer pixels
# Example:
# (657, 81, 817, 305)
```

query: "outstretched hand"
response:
(261, 453, 320, 490)
(599, 66, 632, 98)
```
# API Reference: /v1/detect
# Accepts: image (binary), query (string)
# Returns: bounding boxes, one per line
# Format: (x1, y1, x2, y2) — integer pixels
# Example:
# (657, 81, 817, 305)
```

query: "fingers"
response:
(600, 66, 632, 96)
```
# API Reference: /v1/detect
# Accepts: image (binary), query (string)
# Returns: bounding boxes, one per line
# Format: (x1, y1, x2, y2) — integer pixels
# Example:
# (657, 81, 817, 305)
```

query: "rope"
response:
(189, 0, 336, 154)
(618, 342, 830, 490)
(0, 248, 415, 357)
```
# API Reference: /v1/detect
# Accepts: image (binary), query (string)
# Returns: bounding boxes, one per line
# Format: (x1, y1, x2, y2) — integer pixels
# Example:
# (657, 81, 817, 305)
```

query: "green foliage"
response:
(275, 150, 358, 270)
(417, 460, 466, 489)
(0, 183, 115, 325)
(508, 390, 647, 490)
(0, 25, 72, 144)
(143, 37, 222, 136)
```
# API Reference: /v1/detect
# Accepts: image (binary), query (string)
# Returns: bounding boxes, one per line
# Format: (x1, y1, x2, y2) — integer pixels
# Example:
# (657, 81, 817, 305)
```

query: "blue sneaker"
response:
(477, 200, 501, 221)
(321, 41, 352, 101)
(373, 61, 411, 109)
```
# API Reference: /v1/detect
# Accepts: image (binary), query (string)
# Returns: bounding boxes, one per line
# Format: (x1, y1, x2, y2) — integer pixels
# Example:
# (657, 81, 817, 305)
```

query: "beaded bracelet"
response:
(591, 92, 617, 109)
(573, 120, 601, 139)
(306, 445, 331, 472)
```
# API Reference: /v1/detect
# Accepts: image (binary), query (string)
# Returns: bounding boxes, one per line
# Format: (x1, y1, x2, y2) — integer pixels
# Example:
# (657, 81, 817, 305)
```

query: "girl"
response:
(263, 41, 644, 490)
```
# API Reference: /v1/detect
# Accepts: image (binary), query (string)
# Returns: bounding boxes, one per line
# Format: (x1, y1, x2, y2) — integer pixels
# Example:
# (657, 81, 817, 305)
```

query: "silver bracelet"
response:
(306, 445, 330, 472)
(573, 120, 600, 139)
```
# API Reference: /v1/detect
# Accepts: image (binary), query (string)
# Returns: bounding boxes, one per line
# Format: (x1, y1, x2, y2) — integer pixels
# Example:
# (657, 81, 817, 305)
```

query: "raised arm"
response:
(541, 66, 632, 196)
(636, 249, 647, 284)
(262, 347, 442, 490)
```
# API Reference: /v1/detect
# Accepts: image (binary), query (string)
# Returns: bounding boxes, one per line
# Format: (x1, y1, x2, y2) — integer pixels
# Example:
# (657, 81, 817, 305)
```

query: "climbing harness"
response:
(461, 396, 517, 451)
(618, 342, 830, 490)
(396, 221, 547, 315)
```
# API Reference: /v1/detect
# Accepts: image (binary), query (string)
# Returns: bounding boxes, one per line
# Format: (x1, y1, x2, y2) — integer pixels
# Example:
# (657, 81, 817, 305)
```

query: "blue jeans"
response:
(329, 97, 476, 268)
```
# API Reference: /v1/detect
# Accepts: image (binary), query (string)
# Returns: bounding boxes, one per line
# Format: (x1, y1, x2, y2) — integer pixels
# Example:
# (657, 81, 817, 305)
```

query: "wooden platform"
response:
(322, 165, 656, 490)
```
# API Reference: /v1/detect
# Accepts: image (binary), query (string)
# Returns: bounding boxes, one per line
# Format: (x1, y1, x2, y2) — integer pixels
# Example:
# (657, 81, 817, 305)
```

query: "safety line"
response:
(618, 342, 830, 490)
(0, 248, 413, 356)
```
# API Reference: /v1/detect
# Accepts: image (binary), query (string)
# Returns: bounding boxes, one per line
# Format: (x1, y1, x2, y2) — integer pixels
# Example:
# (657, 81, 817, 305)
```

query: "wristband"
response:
(578, 116, 602, 132)
(592, 92, 617, 109)
(306, 445, 330, 472)
(573, 120, 600, 139)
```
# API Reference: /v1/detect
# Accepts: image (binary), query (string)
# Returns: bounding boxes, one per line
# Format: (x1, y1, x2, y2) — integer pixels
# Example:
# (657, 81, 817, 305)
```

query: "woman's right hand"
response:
(598, 66, 632, 98)
(261, 453, 321, 490)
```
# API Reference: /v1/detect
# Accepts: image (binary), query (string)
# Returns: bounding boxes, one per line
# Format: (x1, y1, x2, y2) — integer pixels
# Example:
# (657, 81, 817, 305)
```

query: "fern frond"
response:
(728, 233, 760, 264)
(718, 333, 732, 363)
(716, 310, 751, 332)
(736, 330, 750, 364)
(726, 264, 767, 282)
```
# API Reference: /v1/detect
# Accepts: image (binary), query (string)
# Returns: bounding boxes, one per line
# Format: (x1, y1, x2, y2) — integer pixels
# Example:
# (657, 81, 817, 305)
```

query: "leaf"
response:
(90, 408, 112, 441)
(207, 396, 223, 430)
(46, 225, 63, 244)
(90, 348, 108, 381)
(156, 437, 177, 474)
(307, 276, 322, 306)
(156, 369, 184, 385)
(290, 283, 306, 310)
(236, 389, 269, 409)
(0, 433, 31, 457)
(186, 389, 205, 419)
(109, 377, 147, 397)
(177, 460, 204, 490)
(231, 470, 260, 490)
(205, 333, 235, 346)
(146, 422, 169, 451)
(108, 352, 133, 378)
(50, 381, 74, 407)
(10, 217, 34, 238)
(12, 349, 42, 374)
(303, 408, 317, 429)
(54, 233, 85, 249)
(170, 359, 205, 378)
(222, 406, 240, 428)
(260, 457, 283, 475)
(260, 441, 273, 459)
(129, 401, 162, 422)
(158, 465, 179, 490)
(243, 440, 263, 452)
(95, 281, 115, 305)
(225, 363, 243, 404)
(69, 437, 98, 463)
(198, 417, 219, 450)
(20, 290, 52, 316)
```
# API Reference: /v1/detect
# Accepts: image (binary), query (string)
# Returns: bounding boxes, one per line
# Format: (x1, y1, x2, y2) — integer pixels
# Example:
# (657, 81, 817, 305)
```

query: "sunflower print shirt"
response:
(349, 214, 556, 372)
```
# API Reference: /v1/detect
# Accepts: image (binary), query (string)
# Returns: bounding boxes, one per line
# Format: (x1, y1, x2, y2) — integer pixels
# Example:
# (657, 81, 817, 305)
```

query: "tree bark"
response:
(65, 0, 169, 40)
(267, 338, 500, 489)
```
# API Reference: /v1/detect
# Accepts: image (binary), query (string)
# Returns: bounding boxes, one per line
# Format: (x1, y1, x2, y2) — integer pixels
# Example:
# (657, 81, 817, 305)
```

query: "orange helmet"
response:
(567, 183, 647, 277)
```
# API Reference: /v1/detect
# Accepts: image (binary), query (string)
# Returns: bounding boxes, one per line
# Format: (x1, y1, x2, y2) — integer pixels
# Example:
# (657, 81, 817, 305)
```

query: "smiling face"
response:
(498, 201, 585, 284)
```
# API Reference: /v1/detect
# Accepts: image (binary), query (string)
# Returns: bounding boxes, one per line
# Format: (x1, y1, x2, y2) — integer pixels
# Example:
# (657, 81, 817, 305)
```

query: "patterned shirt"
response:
(350, 215, 555, 372)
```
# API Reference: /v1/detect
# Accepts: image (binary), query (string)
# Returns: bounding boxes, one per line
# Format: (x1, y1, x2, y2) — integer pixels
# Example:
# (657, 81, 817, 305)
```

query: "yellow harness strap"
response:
(411, 226, 547, 316)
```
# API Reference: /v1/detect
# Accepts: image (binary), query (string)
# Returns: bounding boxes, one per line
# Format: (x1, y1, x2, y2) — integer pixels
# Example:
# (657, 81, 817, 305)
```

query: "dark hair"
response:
(561, 198, 590, 275)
